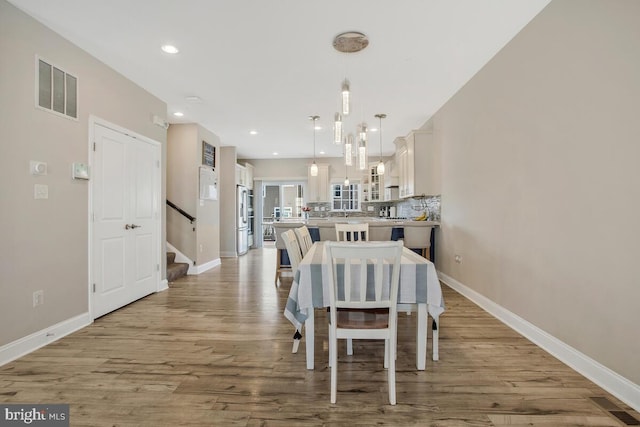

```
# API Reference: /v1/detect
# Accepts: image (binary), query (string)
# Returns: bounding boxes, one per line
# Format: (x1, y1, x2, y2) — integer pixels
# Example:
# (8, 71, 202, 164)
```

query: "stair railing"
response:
(166, 200, 196, 224)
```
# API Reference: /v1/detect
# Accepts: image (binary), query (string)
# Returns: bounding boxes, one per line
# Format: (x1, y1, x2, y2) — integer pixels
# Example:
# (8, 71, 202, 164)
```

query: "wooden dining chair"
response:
(294, 225, 314, 257)
(325, 240, 403, 405)
(335, 223, 369, 242)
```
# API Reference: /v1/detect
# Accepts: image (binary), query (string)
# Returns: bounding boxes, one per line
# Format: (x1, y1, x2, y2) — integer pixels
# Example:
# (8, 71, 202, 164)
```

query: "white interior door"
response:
(92, 122, 160, 318)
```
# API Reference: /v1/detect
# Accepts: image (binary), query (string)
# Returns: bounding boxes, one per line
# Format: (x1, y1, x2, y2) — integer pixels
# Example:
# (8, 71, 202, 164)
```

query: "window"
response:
(37, 57, 78, 119)
(331, 183, 361, 211)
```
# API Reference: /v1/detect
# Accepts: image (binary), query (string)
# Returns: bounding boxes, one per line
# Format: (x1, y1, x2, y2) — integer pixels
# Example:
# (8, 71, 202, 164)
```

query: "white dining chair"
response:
(335, 222, 370, 355)
(335, 223, 369, 242)
(281, 229, 305, 353)
(281, 229, 303, 279)
(294, 225, 314, 257)
(325, 240, 403, 405)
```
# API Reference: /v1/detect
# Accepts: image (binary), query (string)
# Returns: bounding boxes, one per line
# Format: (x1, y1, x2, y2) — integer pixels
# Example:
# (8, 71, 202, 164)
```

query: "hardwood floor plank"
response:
(0, 246, 637, 426)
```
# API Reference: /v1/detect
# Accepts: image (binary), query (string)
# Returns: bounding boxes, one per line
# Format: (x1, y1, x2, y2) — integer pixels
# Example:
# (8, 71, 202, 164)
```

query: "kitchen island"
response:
(272, 217, 439, 263)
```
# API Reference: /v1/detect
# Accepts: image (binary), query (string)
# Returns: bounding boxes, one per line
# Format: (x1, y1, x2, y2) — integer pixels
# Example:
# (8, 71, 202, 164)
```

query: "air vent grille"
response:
(37, 57, 77, 119)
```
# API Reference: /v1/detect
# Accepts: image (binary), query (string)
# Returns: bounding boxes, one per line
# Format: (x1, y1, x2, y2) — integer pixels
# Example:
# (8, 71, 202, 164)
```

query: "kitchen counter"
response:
(272, 218, 439, 260)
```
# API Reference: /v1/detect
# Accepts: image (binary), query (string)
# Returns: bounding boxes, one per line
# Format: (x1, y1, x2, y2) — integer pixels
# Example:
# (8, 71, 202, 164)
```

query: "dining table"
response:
(284, 241, 445, 370)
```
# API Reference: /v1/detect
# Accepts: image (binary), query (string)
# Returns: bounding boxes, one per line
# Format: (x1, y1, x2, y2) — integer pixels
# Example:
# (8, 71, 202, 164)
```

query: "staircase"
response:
(166, 251, 189, 283)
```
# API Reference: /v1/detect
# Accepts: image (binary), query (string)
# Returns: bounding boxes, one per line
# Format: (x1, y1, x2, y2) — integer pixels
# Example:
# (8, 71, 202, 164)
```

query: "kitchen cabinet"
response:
(394, 130, 441, 198)
(383, 159, 399, 201)
(235, 162, 254, 189)
(367, 163, 385, 201)
(307, 164, 329, 202)
(244, 162, 254, 190)
(235, 164, 246, 186)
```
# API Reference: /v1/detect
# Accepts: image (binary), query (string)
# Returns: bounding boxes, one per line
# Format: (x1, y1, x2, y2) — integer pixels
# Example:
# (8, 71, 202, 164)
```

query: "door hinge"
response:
(93, 141, 96, 151)
(92, 283, 96, 293)
(156, 160, 160, 168)
(156, 264, 160, 271)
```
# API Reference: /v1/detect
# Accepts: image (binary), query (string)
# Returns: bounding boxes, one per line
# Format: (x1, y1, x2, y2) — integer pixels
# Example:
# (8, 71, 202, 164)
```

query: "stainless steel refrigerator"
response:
(236, 185, 249, 255)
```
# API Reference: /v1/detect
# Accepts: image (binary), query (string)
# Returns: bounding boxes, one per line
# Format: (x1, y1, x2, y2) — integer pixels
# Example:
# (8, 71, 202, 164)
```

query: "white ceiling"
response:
(9, 0, 550, 159)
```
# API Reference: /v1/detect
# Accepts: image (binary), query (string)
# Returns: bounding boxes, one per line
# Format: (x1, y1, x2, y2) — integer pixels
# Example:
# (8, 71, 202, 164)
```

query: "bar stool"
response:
(402, 226, 432, 259)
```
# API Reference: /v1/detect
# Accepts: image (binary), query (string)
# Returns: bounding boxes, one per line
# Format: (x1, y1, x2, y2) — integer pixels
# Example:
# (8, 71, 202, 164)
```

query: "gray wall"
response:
(167, 124, 221, 264)
(434, 0, 640, 385)
(0, 0, 167, 346)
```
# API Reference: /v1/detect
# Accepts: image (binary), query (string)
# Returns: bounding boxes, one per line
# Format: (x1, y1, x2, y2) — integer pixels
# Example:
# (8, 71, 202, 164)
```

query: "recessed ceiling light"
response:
(249, 130, 258, 135)
(161, 45, 179, 54)
(272, 152, 278, 156)
(369, 127, 379, 132)
(319, 151, 325, 155)
(185, 95, 202, 103)
(314, 126, 322, 131)
(173, 112, 184, 117)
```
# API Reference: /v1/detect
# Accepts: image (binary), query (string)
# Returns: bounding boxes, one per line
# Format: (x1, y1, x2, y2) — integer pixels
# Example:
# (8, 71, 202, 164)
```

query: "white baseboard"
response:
(158, 279, 169, 292)
(0, 312, 92, 367)
(166, 243, 221, 275)
(193, 258, 221, 274)
(220, 251, 238, 258)
(438, 272, 640, 412)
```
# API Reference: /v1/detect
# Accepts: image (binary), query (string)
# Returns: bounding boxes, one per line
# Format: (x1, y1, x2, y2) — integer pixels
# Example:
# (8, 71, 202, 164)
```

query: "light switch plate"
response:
(34, 184, 48, 199)
(72, 162, 89, 180)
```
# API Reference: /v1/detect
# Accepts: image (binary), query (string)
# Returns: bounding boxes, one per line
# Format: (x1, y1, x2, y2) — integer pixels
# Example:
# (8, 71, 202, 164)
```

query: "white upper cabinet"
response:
(244, 162, 254, 190)
(367, 163, 385, 202)
(235, 164, 246, 186)
(394, 130, 441, 198)
(236, 162, 254, 189)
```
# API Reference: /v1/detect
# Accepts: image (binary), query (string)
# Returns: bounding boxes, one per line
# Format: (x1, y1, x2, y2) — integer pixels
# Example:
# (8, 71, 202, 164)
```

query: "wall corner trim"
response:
(0, 312, 92, 367)
(438, 272, 640, 412)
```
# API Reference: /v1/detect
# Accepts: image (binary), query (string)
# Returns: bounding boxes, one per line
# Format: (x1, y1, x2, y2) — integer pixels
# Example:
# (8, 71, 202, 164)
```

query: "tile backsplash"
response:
(304, 195, 440, 221)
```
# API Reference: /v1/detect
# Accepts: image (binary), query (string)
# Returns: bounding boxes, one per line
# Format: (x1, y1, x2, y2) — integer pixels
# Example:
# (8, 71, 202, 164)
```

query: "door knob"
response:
(125, 224, 141, 230)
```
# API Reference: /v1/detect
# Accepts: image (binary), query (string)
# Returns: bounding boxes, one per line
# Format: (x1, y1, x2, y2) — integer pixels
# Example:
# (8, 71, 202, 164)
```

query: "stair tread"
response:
(167, 260, 189, 282)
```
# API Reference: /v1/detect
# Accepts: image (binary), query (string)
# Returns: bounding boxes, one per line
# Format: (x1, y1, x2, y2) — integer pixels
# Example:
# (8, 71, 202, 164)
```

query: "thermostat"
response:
(72, 162, 90, 180)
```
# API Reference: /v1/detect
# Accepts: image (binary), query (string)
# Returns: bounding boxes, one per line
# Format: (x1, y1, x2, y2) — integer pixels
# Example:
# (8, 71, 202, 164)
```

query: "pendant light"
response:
(357, 122, 367, 171)
(334, 113, 343, 144)
(375, 114, 386, 175)
(344, 133, 354, 166)
(309, 115, 319, 176)
(344, 156, 350, 186)
(341, 79, 350, 116)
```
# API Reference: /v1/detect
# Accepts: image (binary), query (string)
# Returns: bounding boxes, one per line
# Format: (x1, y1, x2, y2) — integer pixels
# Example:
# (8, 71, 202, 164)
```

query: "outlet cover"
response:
(33, 290, 44, 307)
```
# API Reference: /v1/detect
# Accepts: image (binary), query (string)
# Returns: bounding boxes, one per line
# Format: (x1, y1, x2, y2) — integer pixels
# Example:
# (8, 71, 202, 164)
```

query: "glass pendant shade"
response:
(357, 123, 367, 170)
(377, 161, 385, 175)
(341, 79, 350, 116)
(334, 113, 343, 144)
(344, 134, 353, 166)
(359, 122, 367, 142)
(310, 161, 318, 177)
(344, 176, 349, 186)
(358, 140, 367, 171)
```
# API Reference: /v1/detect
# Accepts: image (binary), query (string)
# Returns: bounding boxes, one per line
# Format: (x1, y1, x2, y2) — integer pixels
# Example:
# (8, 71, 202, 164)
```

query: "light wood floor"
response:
(1, 247, 637, 426)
